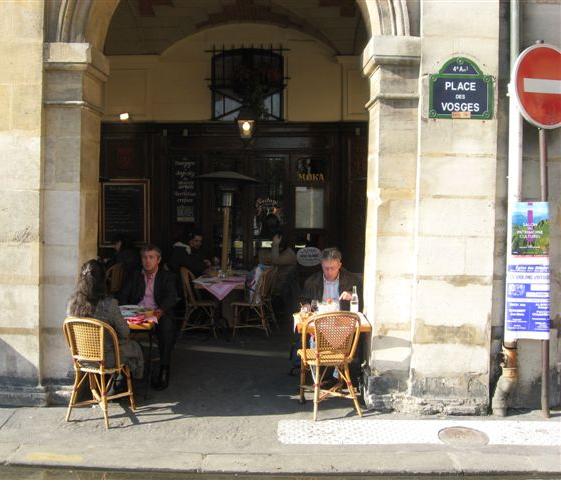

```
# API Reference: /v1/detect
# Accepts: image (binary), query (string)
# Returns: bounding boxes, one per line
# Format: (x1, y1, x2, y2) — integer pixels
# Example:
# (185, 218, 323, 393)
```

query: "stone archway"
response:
(0, 0, 424, 406)
(37, 0, 421, 405)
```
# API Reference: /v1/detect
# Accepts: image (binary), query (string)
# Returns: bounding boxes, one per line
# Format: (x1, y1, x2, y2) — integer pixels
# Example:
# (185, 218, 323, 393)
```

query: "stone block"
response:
(44, 136, 81, 186)
(44, 70, 84, 103)
(420, 118, 498, 158)
(464, 236, 495, 276)
(43, 190, 80, 246)
(0, 333, 40, 380)
(44, 107, 82, 138)
(41, 331, 73, 381)
(0, 243, 39, 283)
(371, 329, 412, 372)
(418, 198, 495, 237)
(415, 279, 492, 328)
(417, 237, 465, 276)
(376, 236, 415, 276)
(0, 41, 42, 83)
(374, 277, 413, 325)
(0, 284, 39, 329)
(491, 278, 505, 326)
(377, 198, 416, 235)
(420, 37, 499, 79)
(378, 152, 417, 190)
(419, 155, 496, 198)
(41, 283, 75, 330)
(0, 190, 39, 243)
(8, 0, 44, 40)
(10, 84, 41, 132)
(0, 133, 41, 190)
(410, 343, 489, 376)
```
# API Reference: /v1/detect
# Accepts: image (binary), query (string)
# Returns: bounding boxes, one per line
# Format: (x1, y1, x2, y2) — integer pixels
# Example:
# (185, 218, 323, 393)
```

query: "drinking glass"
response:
(310, 299, 318, 312)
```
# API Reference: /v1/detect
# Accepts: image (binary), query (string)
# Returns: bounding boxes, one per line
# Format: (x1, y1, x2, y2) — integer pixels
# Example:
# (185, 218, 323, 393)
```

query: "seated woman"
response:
(66, 259, 144, 383)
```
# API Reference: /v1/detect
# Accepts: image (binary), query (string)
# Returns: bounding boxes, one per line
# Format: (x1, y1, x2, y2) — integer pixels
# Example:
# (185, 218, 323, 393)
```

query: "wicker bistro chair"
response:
(106, 262, 124, 295)
(62, 317, 136, 429)
(180, 267, 217, 338)
(297, 312, 362, 421)
(231, 266, 277, 337)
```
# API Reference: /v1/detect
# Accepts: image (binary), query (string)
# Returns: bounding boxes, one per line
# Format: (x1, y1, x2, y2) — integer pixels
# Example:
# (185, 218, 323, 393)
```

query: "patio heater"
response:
(197, 171, 260, 272)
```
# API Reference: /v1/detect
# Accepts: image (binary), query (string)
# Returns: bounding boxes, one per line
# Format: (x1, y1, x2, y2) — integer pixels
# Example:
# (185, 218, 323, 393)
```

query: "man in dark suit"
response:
(301, 247, 362, 311)
(119, 244, 178, 390)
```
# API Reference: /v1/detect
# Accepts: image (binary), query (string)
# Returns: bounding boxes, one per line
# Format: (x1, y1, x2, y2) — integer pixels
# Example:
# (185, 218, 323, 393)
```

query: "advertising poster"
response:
(505, 202, 550, 341)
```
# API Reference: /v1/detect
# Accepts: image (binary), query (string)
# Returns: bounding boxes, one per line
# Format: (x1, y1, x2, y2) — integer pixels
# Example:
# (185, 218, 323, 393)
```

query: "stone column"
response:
(41, 43, 108, 396)
(0, 1, 46, 405)
(406, 1, 500, 414)
(361, 36, 421, 409)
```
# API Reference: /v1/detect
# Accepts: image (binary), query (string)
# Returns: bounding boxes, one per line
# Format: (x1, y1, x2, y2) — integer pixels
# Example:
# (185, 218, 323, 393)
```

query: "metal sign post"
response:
(511, 41, 561, 418)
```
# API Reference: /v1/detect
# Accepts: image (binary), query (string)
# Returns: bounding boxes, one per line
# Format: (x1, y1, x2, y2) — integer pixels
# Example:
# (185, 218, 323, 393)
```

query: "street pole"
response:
(539, 127, 550, 418)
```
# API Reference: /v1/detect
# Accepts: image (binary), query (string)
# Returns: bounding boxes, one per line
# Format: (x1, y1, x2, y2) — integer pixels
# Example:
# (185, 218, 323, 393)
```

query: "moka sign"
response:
(429, 57, 493, 120)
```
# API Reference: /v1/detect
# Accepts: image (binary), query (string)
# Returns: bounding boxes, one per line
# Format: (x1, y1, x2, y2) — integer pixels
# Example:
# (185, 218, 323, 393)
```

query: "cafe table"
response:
(192, 273, 247, 301)
(120, 306, 159, 399)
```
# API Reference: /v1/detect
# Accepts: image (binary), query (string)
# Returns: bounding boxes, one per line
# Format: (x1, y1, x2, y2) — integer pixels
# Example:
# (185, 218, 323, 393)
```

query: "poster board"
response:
(100, 180, 149, 246)
(504, 202, 550, 341)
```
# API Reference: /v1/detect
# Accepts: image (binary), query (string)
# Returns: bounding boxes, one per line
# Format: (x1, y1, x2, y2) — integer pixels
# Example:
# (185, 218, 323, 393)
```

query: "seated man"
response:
(169, 230, 211, 278)
(119, 244, 178, 390)
(301, 247, 362, 311)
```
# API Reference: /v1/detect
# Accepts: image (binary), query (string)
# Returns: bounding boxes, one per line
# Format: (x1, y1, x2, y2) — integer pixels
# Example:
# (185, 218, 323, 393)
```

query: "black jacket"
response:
(168, 244, 207, 278)
(118, 268, 178, 315)
(301, 268, 362, 311)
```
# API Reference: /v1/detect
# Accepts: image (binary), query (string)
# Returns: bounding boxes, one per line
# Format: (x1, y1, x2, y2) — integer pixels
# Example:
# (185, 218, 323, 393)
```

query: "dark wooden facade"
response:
(100, 121, 367, 273)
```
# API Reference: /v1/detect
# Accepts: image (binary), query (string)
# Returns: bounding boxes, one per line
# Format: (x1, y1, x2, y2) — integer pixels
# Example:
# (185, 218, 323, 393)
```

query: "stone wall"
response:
(0, 0, 46, 404)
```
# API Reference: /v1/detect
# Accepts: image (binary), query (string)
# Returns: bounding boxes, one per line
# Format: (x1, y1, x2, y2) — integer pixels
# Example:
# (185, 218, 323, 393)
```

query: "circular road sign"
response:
(513, 43, 561, 129)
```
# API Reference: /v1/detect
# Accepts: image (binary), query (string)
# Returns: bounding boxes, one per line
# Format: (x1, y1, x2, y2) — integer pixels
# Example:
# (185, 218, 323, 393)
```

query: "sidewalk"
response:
(0, 332, 559, 477)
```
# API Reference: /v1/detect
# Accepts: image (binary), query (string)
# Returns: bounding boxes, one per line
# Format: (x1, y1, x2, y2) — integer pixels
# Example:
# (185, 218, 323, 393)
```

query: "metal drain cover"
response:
(438, 426, 489, 446)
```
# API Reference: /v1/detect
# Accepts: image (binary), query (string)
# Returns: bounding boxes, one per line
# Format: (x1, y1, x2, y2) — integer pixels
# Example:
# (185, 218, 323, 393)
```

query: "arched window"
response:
(210, 47, 285, 121)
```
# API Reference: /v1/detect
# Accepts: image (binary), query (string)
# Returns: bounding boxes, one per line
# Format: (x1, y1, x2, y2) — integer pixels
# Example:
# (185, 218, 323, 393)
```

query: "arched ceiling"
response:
(104, 0, 368, 56)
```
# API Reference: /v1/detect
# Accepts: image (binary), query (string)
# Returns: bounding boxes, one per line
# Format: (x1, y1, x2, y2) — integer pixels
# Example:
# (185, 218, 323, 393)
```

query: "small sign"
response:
(172, 155, 198, 223)
(429, 57, 493, 120)
(505, 202, 550, 341)
(296, 246, 322, 266)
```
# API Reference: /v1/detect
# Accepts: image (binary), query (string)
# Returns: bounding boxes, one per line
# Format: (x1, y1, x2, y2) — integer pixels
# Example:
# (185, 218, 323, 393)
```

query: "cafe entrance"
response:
(100, 121, 368, 273)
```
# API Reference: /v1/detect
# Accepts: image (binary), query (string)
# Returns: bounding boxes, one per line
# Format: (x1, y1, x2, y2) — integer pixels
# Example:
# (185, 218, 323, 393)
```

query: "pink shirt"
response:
(139, 268, 158, 309)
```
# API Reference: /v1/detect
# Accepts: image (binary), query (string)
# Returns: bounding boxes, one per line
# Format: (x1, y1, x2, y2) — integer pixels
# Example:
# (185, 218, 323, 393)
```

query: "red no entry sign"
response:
(513, 43, 561, 129)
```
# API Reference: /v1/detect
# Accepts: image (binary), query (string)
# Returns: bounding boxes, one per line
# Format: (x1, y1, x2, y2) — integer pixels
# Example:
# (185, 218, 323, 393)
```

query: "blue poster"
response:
(505, 202, 550, 341)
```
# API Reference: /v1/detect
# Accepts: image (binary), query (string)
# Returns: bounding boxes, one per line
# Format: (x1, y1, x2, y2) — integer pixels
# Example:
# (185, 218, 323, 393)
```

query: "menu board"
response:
(100, 181, 149, 246)
(172, 155, 197, 223)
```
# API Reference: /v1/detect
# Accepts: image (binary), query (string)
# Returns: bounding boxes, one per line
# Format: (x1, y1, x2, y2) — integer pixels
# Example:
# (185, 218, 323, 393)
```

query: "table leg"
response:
(145, 329, 153, 400)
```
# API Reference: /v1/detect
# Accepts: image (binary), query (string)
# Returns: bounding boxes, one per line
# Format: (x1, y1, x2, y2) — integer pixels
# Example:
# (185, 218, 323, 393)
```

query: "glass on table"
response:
(310, 299, 318, 312)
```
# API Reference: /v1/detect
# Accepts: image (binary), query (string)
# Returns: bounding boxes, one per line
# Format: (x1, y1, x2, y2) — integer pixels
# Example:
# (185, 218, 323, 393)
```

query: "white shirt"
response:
(322, 276, 339, 302)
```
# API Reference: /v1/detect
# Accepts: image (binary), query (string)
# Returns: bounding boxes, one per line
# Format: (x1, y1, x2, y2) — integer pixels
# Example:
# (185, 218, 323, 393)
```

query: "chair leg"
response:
(65, 369, 82, 422)
(299, 359, 306, 404)
(313, 364, 320, 421)
(344, 364, 362, 417)
(100, 372, 109, 429)
(267, 301, 278, 329)
(258, 306, 270, 336)
(232, 306, 238, 337)
(125, 366, 136, 411)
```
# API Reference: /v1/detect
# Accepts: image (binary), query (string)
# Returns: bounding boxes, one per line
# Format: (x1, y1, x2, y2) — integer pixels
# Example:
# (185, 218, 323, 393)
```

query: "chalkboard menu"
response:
(172, 155, 197, 223)
(100, 181, 149, 246)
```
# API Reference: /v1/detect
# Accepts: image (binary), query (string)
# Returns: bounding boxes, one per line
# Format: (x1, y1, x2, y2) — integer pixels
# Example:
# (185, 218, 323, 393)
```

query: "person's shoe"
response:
(152, 366, 170, 391)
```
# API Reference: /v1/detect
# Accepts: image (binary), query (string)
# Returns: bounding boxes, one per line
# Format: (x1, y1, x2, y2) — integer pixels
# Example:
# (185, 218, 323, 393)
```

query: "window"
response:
(210, 48, 285, 121)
